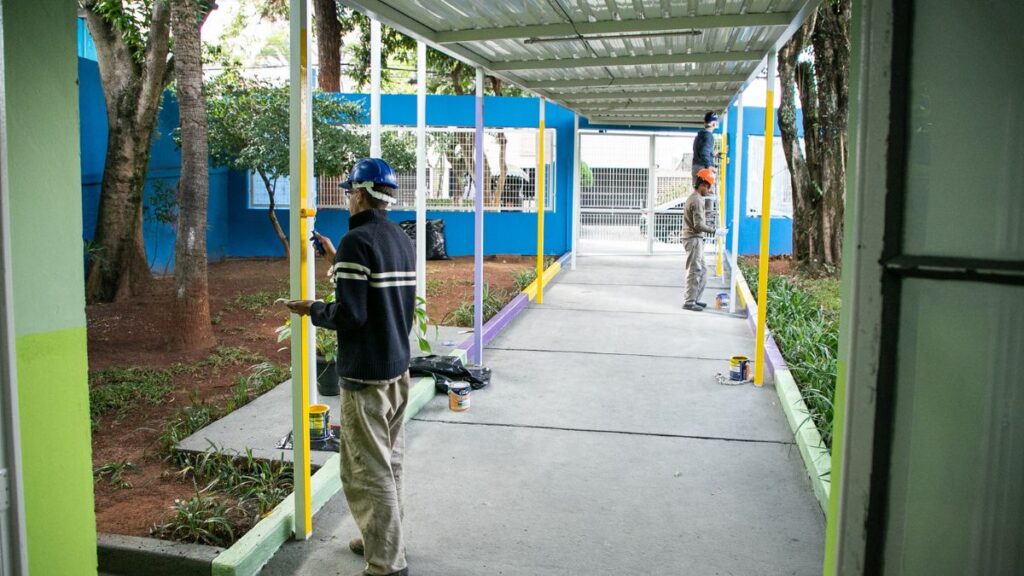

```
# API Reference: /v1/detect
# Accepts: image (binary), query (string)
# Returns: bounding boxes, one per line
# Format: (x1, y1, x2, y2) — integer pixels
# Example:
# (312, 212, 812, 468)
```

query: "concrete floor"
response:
(261, 255, 825, 575)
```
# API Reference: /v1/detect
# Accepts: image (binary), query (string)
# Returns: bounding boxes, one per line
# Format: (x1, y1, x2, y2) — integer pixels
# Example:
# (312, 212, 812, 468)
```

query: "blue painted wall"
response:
(225, 93, 575, 259)
(721, 104, 800, 256)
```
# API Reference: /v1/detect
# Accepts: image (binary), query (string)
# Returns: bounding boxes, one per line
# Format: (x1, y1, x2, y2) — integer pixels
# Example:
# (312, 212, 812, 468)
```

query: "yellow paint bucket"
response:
(309, 403, 331, 441)
(730, 356, 751, 381)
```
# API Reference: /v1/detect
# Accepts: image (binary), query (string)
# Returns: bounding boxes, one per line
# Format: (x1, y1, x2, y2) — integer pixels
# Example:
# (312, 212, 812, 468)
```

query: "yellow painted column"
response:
(536, 99, 546, 304)
(288, 0, 313, 538)
(755, 52, 777, 387)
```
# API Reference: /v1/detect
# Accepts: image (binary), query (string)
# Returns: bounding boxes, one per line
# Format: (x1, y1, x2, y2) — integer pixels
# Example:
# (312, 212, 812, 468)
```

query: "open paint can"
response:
(309, 403, 331, 441)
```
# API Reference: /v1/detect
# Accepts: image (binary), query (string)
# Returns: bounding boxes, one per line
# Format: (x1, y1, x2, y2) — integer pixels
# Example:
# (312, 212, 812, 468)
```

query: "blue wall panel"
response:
(721, 103, 801, 256)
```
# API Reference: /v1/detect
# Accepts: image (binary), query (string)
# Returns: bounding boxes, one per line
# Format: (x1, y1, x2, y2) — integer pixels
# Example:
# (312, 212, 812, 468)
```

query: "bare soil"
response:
(89, 255, 535, 538)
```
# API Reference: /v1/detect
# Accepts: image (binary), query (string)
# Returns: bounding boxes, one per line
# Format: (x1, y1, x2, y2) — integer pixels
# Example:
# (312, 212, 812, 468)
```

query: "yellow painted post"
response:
(536, 99, 546, 304)
(754, 52, 776, 387)
(288, 0, 313, 537)
(716, 113, 728, 277)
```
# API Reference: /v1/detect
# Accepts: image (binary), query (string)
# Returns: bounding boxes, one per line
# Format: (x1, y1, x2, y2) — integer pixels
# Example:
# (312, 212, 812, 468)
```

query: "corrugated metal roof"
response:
(339, 0, 820, 127)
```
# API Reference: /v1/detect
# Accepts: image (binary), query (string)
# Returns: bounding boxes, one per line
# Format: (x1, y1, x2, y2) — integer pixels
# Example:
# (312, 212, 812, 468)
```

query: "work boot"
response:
(349, 537, 364, 556)
(696, 301, 708, 308)
(682, 303, 703, 312)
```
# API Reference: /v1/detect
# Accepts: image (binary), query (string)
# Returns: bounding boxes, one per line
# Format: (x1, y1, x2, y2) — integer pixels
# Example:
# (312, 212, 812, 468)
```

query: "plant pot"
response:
(316, 356, 340, 396)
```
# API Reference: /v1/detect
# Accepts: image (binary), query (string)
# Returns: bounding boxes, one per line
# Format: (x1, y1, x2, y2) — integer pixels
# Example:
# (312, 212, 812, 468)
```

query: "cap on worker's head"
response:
(341, 158, 399, 204)
(704, 111, 719, 125)
(695, 167, 716, 188)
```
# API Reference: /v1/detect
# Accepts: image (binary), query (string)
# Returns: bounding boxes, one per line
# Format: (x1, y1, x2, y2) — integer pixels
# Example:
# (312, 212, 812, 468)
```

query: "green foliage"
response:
(740, 261, 839, 447)
(225, 362, 288, 412)
(449, 284, 511, 328)
(146, 180, 178, 225)
(512, 268, 537, 292)
(198, 346, 263, 370)
(160, 394, 217, 455)
(87, 0, 155, 64)
(414, 296, 434, 354)
(231, 287, 288, 319)
(94, 460, 138, 490)
(205, 71, 364, 191)
(89, 367, 174, 430)
(580, 161, 594, 188)
(151, 489, 237, 546)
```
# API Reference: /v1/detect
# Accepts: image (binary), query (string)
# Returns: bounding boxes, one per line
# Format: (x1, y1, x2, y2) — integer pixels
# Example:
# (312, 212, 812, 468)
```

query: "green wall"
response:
(3, 1, 97, 574)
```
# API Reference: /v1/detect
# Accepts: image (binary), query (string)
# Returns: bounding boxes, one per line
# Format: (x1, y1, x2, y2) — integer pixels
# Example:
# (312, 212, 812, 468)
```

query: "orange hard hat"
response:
(695, 168, 716, 187)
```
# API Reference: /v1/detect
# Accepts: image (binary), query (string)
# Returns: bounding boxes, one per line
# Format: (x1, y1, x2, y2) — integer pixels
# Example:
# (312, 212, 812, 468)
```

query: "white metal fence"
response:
(579, 132, 716, 255)
(251, 126, 556, 212)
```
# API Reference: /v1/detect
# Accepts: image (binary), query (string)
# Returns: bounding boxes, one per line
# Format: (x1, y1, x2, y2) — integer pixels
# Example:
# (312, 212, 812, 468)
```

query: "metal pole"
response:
(646, 135, 656, 255)
(754, 52, 776, 387)
(571, 113, 580, 270)
(0, 4, 28, 567)
(288, 0, 313, 538)
(370, 18, 381, 157)
(415, 41, 426, 302)
(535, 99, 546, 304)
(729, 98, 745, 314)
(473, 69, 484, 363)
(716, 112, 728, 278)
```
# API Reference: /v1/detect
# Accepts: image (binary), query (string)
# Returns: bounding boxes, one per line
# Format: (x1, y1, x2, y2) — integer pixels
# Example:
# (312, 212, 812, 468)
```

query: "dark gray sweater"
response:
(310, 209, 416, 382)
(693, 129, 716, 168)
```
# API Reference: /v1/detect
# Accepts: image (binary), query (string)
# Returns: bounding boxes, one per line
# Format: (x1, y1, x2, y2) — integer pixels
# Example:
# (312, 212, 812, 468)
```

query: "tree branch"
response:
(137, 0, 173, 123)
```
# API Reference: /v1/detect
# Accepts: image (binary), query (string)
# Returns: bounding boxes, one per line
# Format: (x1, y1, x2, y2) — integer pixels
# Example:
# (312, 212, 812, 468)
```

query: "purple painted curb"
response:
(457, 252, 573, 361)
(729, 253, 789, 383)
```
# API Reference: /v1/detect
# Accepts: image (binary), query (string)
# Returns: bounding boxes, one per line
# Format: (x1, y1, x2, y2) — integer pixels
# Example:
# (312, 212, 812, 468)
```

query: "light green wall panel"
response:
(3, 0, 86, 336)
(16, 327, 96, 576)
(902, 1, 1024, 260)
(884, 280, 1023, 574)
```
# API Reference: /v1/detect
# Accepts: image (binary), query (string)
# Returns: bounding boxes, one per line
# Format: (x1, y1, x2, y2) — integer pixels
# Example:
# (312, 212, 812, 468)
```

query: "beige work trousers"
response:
(340, 371, 410, 576)
(684, 237, 707, 305)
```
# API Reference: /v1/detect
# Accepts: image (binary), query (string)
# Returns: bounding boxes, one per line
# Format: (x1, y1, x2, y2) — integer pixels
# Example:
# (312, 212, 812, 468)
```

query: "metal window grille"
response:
(251, 126, 556, 213)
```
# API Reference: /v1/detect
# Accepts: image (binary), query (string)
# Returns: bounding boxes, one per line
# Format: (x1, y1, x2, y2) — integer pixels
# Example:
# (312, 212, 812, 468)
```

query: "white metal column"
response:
(645, 135, 656, 255)
(571, 113, 579, 270)
(415, 41, 426, 301)
(729, 99, 745, 313)
(0, 4, 27, 569)
(369, 18, 381, 157)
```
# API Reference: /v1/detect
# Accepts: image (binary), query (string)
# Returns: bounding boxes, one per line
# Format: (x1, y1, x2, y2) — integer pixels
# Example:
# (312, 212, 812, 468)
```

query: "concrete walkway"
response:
(262, 255, 825, 575)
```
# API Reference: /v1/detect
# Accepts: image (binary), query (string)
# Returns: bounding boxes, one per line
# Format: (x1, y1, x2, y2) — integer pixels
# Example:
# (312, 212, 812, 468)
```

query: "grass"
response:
(155, 445, 295, 545)
(89, 367, 174, 430)
(740, 260, 840, 448)
(231, 286, 288, 319)
(448, 283, 511, 327)
(94, 460, 138, 490)
(512, 268, 537, 291)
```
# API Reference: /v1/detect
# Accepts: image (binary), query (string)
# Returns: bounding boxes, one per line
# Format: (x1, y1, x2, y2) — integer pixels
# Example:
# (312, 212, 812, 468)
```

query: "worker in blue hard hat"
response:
(691, 111, 719, 184)
(287, 157, 415, 576)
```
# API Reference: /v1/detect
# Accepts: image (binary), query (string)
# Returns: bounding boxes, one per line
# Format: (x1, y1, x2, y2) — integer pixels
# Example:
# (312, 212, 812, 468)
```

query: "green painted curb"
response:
(773, 369, 831, 513)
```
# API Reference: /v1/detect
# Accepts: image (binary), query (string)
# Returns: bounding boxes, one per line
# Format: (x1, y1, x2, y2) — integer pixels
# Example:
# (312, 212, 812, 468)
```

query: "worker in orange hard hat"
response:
(682, 168, 727, 312)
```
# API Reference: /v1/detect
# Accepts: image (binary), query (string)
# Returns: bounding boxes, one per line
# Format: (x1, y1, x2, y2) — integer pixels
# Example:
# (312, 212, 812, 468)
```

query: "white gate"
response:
(578, 131, 715, 255)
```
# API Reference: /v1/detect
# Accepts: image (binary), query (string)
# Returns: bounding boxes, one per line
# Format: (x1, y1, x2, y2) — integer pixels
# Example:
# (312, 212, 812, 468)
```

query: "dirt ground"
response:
(88, 255, 535, 538)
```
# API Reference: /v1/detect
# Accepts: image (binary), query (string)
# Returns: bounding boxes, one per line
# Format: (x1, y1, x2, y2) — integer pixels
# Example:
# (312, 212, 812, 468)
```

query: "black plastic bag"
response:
(398, 219, 450, 260)
(410, 354, 491, 393)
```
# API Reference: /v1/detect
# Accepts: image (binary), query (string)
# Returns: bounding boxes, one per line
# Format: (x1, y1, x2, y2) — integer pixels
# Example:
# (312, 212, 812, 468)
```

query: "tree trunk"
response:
(776, 1, 850, 274)
(170, 0, 216, 350)
(83, 1, 173, 302)
(260, 172, 291, 257)
(313, 0, 342, 92)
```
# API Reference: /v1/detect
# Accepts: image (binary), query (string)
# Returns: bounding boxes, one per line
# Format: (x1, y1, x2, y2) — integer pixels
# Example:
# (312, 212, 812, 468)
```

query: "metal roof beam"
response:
(523, 74, 748, 89)
(491, 51, 761, 71)
(560, 89, 737, 101)
(580, 103, 722, 113)
(435, 13, 797, 43)
(586, 120, 703, 128)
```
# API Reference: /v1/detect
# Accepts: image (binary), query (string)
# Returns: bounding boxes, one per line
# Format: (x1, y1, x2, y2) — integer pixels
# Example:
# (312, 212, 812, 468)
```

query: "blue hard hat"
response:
(704, 111, 719, 124)
(341, 158, 400, 191)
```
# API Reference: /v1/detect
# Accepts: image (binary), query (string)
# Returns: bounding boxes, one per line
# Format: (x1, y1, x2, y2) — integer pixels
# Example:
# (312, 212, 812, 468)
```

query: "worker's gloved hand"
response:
(715, 228, 729, 238)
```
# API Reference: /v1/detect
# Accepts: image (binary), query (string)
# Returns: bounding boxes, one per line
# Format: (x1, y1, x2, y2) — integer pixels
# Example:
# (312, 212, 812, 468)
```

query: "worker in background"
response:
(692, 111, 719, 182)
(287, 158, 416, 576)
(682, 168, 727, 312)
